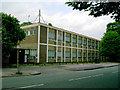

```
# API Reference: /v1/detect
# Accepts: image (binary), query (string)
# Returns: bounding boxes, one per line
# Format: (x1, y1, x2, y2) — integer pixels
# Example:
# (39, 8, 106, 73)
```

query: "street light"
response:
(16, 41, 22, 74)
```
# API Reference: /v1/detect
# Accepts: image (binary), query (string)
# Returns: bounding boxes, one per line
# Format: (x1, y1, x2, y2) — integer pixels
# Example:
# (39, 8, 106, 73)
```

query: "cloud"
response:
(2, 2, 114, 40)
(2, 0, 68, 2)
(42, 10, 114, 40)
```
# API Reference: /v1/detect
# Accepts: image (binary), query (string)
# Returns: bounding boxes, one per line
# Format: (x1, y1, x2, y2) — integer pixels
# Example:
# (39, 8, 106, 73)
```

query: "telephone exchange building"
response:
(19, 23, 101, 64)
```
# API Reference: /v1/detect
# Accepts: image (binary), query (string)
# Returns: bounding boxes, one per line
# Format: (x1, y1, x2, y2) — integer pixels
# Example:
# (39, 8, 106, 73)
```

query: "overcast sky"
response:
(1, 0, 114, 40)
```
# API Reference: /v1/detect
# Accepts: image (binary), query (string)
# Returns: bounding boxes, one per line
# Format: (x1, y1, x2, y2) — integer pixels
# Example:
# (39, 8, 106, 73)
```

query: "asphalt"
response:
(1, 63, 119, 78)
(2, 65, 119, 89)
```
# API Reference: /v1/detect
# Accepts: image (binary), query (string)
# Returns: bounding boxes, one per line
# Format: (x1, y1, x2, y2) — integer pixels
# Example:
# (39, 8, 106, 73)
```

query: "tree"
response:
(99, 31, 120, 62)
(65, 1, 120, 21)
(48, 23, 53, 26)
(2, 13, 26, 60)
(106, 21, 120, 34)
(20, 22, 32, 26)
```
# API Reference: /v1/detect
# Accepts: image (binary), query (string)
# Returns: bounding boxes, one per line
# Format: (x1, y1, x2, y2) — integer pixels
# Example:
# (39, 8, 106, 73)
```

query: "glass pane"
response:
(48, 50, 55, 57)
(66, 51, 70, 57)
(49, 32, 55, 40)
(92, 42, 94, 47)
(83, 40, 86, 45)
(26, 31, 28, 36)
(34, 30, 37, 35)
(58, 34, 62, 41)
(30, 30, 33, 35)
(57, 51, 61, 57)
(72, 37, 76, 44)
(88, 53, 91, 57)
(72, 52, 76, 57)
(88, 41, 90, 46)
(66, 36, 70, 42)
(92, 53, 94, 57)
(25, 50, 29, 54)
(83, 53, 86, 57)
(78, 39, 81, 45)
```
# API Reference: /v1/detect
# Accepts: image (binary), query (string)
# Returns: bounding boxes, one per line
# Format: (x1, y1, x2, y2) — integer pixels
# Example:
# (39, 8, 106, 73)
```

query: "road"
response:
(2, 66, 119, 89)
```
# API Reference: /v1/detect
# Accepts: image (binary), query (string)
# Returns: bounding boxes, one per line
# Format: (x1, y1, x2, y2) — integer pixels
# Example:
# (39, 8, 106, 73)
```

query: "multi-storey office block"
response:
(19, 23, 100, 64)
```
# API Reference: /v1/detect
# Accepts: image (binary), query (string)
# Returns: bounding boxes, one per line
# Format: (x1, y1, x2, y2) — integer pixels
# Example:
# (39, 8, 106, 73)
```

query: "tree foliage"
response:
(99, 31, 120, 62)
(48, 23, 53, 26)
(20, 22, 32, 26)
(2, 13, 26, 58)
(106, 21, 120, 34)
(65, 1, 120, 21)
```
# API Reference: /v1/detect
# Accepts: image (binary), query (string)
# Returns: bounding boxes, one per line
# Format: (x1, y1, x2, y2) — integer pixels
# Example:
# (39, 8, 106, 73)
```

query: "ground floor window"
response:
(92, 53, 94, 58)
(30, 49, 37, 60)
(78, 52, 82, 59)
(57, 51, 61, 59)
(88, 53, 91, 58)
(72, 52, 76, 59)
(48, 50, 55, 59)
(66, 51, 70, 59)
(83, 53, 86, 57)
(25, 50, 29, 54)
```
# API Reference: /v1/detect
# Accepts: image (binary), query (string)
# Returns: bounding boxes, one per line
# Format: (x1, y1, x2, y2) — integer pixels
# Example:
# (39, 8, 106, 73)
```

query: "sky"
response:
(1, 0, 114, 40)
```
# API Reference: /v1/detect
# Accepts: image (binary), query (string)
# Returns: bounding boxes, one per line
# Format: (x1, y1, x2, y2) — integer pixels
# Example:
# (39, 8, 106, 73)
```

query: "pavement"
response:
(1, 63, 119, 78)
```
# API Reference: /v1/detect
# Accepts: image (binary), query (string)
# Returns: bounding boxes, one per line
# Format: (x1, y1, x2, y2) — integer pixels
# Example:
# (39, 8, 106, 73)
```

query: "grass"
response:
(7, 61, 114, 68)
(19, 61, 108, 66)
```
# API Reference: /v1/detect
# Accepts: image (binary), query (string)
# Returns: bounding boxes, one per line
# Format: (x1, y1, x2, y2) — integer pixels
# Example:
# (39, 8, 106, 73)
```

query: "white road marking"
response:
(92, 74, 103, 77)
(112, 71, 118, 73)
(69, 79, 74, 81)
(18, 84, 44, 88)
(68, 74, 104, 82)
(75, 76, 92, 80)
(69, 76, 92, 81)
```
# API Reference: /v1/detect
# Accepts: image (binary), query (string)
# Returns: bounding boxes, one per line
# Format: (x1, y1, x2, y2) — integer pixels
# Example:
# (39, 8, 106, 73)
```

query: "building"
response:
(16, 23, 102, 64)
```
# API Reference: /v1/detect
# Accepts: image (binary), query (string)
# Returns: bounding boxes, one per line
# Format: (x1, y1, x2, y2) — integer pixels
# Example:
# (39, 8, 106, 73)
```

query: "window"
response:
(78, 39, 82, 45)
(58, 34, 62, 42)
(88, 53, 91, 57)
(25, 31, 30, 36)
(72, 52, 76, 59)
(26, 30, 37, 36)
(30, 30, 33, 35)
(72, 37, 76, 45)
(66, 51, 70, 59)
(33, 30, 37, 35)
(88, 41, 91, 46)
(95, 43, 98, 48)
(57, 51, 61, 59)
(78, 52, 81, 59)
(92, 42, 94, 48)
(25, 50, 29, 54)
(49, 32, 55, 41)
(30, 49, 37, 59)
(92, 53, 94, 57)
(66, 36, 70, 44)
(25, 31, 28, 36)
(95, 53, 98, 57)
(83, 53, 86, 57)
(83, 40, 86, 46)
(48, 50, 55, 59)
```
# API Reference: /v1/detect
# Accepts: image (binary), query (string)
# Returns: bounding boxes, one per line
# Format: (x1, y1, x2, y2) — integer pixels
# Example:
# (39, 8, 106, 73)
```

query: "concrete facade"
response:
(20, 23, 102, 64)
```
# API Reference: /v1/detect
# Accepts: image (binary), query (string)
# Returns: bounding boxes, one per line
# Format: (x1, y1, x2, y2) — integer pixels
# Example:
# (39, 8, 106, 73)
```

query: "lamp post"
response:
(16, 41, 22, 74)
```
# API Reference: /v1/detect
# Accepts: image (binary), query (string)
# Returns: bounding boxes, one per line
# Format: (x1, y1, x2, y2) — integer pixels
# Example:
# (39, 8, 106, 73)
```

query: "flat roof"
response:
(21, 23, 101, 41)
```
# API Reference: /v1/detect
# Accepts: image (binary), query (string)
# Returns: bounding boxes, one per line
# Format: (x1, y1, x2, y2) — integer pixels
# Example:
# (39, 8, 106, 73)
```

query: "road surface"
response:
(2, 66, 119, 89)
